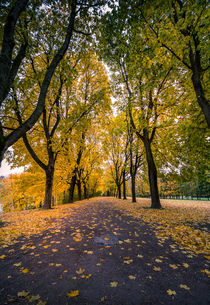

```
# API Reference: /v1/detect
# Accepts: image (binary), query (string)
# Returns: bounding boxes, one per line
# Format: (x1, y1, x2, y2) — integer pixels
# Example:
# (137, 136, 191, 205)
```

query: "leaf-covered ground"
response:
(0, 197, 209, 305)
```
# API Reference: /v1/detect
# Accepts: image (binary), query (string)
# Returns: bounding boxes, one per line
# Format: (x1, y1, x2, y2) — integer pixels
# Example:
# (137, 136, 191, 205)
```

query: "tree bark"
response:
(143, 130, 161, 208)
(191, 71, 210, 128)
(43, 167, 54, 209)
(117, 184, 121, 199)
(77, 179, 82, 200)
(123, 169, 127, 200)
(83, 183, 87, 199)
(68, 174, 76, 203)
(131, 174, 136, 203)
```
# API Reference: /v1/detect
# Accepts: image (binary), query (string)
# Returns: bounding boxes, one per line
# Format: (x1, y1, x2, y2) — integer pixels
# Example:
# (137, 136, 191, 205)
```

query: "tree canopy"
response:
(0, 0, 209, 210)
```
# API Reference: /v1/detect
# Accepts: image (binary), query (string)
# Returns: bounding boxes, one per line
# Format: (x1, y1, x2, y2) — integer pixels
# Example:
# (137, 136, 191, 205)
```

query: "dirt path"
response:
(0, 198, 209, 305)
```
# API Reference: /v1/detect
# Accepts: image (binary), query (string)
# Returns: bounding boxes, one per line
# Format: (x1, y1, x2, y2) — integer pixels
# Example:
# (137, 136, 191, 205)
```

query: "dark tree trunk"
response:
(77, 179, 82, 200)
(43, 167, 54, 209)
(131, 174, 136, 203)
(143, 130, 161, 209)
(191, 71, 210, 128)
(117, 184, 121, 199)
(68, 174, 76, 203)
(83, 183, 87, 199)
(123, 170, 127, 200)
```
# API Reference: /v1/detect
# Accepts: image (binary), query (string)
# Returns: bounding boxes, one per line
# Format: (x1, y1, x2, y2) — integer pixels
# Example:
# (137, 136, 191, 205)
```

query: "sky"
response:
(0, 160, 24, 177)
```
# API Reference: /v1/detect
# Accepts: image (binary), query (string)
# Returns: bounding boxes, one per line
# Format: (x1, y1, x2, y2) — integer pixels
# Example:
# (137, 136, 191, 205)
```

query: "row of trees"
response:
(0, 0, 209, 211)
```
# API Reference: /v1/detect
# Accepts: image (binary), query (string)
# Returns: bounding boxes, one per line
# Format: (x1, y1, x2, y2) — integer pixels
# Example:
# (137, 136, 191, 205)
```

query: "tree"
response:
(104, 115, 128, 199)
(127, 121, 142, 202)
(0, 0, 108, 164)
(124, 0, 210, 127)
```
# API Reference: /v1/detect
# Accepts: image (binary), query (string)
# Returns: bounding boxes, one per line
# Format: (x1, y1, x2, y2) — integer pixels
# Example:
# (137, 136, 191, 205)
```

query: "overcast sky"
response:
(0, 160, 24, 177)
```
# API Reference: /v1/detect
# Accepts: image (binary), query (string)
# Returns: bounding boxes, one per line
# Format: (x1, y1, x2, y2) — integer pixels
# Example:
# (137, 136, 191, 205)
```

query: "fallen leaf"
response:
(17, 291, 29, 298)
(180, 284, 190, 290)
(67, 290, 79, 298)
(128, 275, 136, 280)
(183, 263, 189, 268)
(0, 255, 6, 259)
(137, 254, 143, 258)
(169, 264, 178, 269)
(167, 289, 176, 296)
(76, 268, 85, 274)
(153, 266, 161, 271)
(110, 281, 118, 287)
(22, 268, 30, 273)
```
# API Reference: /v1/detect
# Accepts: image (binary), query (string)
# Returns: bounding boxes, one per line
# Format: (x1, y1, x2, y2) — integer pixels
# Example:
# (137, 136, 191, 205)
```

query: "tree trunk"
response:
(117, 184, 121, 199)
(77, 179, 82, 200)
(191, 71, 210, 128)
(68, 174, 76, 203)
(83, 183, 87, 199)
(43, 167, 54, 209)
(143, 130, 161, 209)
(123, 170, 127, 200)
(131, 173, 136, 203)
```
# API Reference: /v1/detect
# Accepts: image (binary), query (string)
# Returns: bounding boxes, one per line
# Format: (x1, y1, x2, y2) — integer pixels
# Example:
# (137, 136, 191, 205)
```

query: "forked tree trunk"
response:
(143, 131, 161, 209)
(68, 174, 76, 203)
(43, 167, 54, 209)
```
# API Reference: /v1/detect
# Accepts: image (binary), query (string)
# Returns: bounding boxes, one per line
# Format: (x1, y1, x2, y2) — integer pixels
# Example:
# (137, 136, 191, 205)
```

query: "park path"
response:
(0, 197, 209, 305)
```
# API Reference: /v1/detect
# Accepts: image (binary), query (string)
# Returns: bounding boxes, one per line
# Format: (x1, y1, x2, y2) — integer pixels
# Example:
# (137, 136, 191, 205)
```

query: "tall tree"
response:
(121, 0, 210, 127)
(0, 0, 108, 164)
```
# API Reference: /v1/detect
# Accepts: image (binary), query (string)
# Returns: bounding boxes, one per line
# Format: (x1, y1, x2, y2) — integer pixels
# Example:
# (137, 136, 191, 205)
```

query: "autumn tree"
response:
(103, 115, 129, 199)
(117, 0, 210, 127)
(99, 3, 183, 208)
(0, 0, 109, 164)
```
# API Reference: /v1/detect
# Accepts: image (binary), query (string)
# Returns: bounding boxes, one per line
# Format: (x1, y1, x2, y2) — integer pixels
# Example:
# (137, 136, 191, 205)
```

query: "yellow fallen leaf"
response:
(167, 289, 176, 296)
(180, 284, 190, 290)
(22, 268, 30, 273)
(13, 262, 22, 267)
(153, 266, 161, 271)
(76, 268, 85, 274)
(67, 290, 79, 298)
(17, 290, 30, 297)
(137, 254, 143, 258)
(110, 281, 118, 287)
(183, 263, 189, 268)
(169, 264, 178, 269)
(104, 237, 109, 240)
(55, 264, 62, 267)
(43, 245, 51, 249)
(0, 255, 6, 259)
(52, 249, 58, 252)
(204, 256, 210, 260)
(124, 259, 133, 264)
(73, 238, 82, 242)
(155, 259, 162, 263)
(128, 275, 136, 280)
